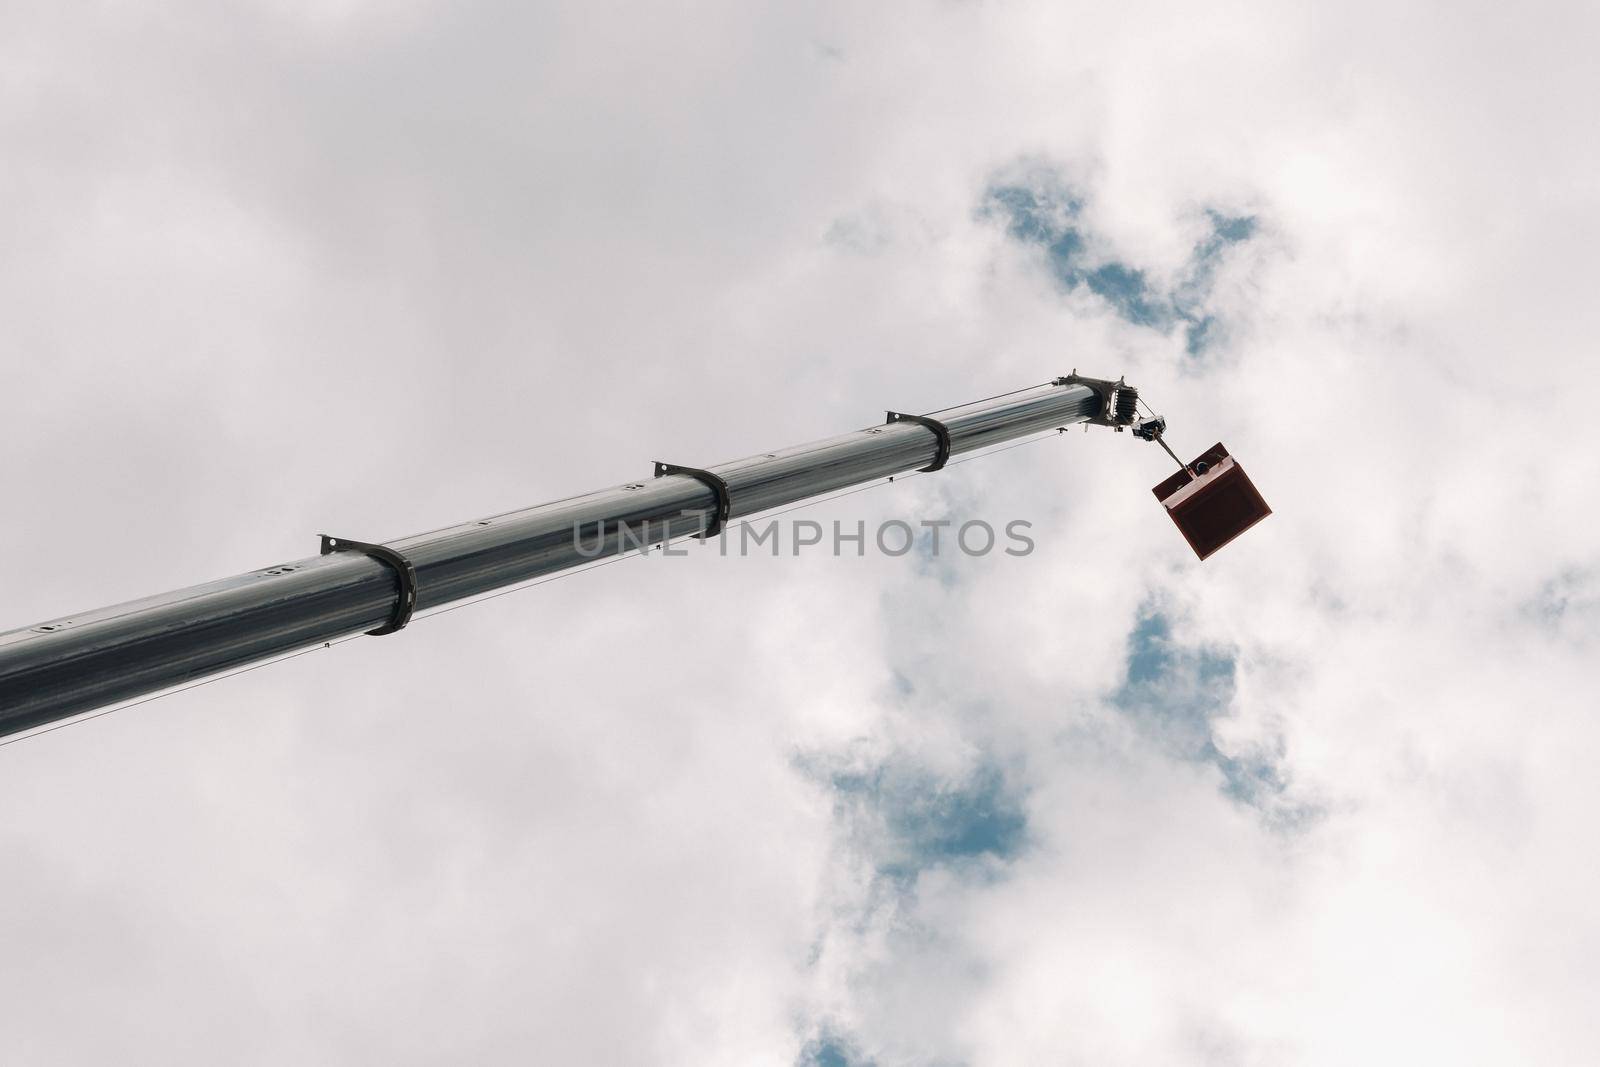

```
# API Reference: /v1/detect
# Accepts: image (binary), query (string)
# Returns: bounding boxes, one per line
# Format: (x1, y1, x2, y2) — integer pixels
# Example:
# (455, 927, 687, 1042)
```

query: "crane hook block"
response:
(884, 412, 952, 472)
(318, 535, 419, 635)
(1150, 443, 1272, 561)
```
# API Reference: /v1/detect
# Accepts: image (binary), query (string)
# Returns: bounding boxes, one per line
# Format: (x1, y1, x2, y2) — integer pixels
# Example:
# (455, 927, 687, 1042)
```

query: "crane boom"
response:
(0, 376, 1140, 739)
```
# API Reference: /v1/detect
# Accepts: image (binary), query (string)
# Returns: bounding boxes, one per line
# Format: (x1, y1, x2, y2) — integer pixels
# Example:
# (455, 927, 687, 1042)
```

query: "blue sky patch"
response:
(1113, 611, 1289, 808)
(1205, 740, 1288, 807)
(1116, 612, 1237, 720)
(1522, 567, 1600, 648)
(798, 1033, 874, 1067)
(982, 174, 1256, 355)
(827, 761, 1028, 884)
(1525, 567, 1597, 625)
(1184, 314, 1217, 356)
(1086, 262, 1168, 328)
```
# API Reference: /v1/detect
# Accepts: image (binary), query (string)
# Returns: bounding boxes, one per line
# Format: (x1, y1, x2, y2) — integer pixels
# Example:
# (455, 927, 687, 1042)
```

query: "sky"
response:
(2, 0, 1598, 1063)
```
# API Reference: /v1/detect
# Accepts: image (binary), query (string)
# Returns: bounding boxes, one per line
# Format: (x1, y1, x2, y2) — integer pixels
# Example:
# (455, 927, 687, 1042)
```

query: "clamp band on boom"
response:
(885, 412, 952, 472)
(319, 535, 418, 635)
(653, 462, 732, 539)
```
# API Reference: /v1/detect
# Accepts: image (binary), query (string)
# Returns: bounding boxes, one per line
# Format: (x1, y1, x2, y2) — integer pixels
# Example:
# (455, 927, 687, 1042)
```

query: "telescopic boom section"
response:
(0, 377, 1127, 738)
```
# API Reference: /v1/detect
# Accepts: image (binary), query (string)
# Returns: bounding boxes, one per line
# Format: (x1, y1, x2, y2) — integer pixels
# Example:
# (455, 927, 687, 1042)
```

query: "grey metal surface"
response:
(0, 380, 1102, 737)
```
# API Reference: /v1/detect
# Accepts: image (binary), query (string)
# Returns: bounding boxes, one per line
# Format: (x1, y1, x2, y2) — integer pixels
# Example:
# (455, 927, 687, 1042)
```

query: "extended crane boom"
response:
(0, 374, 1266, 741)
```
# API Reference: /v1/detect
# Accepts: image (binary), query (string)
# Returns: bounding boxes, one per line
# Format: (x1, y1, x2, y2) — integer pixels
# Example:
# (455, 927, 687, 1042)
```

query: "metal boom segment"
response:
(0, 377, 1122, 738)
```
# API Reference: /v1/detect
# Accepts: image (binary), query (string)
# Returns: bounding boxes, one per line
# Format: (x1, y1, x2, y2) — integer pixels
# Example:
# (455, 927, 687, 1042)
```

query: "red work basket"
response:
(1151, 443, 1271, 560)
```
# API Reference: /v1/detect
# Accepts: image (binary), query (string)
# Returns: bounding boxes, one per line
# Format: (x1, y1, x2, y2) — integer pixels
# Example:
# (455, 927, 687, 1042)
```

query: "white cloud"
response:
(2, 0, 1597, 1063)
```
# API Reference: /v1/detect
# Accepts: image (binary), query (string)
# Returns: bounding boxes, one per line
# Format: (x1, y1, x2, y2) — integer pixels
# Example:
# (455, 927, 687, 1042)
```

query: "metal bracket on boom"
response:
(319, 535, 418, 636)
(1054, 371, 1140, 429)
(653, 462, 732, 539)
(884, 412, 952, 472)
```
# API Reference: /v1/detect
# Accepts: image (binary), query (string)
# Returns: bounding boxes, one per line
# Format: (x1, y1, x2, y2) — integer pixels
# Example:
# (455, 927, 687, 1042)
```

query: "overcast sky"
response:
(3, 1, 1598, 1063)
